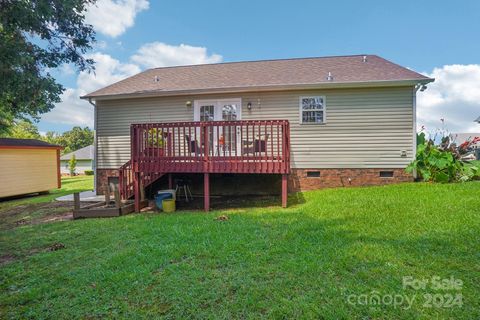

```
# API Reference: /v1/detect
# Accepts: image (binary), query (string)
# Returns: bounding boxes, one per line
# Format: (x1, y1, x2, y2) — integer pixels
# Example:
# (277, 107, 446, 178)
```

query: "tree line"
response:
(1, 120, 93, 155)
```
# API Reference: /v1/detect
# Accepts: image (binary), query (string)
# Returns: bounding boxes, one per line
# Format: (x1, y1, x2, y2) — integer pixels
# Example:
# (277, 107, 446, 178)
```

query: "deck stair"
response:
(119, 160, 164, 200)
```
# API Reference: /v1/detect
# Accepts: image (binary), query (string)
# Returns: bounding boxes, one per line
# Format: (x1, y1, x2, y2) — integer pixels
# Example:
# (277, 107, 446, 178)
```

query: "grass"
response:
(468, 159, 480, 167)
(0, 181, 479, 319)
(0, 176, 93, 228)
(0, 175, 93, 211)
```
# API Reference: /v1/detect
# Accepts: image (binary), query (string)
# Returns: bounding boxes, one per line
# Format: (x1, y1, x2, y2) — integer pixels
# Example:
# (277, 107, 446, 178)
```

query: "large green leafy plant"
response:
(407, 132, 479, 182)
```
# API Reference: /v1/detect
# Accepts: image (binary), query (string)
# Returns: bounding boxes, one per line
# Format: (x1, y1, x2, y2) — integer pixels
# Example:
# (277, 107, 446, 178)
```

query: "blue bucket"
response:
(155, 192, 173, 210)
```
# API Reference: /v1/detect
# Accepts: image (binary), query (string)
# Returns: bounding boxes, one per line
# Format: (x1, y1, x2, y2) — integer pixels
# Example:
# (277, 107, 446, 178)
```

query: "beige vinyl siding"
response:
(96, 86, 414, 169)
(0, 149, 59, 197)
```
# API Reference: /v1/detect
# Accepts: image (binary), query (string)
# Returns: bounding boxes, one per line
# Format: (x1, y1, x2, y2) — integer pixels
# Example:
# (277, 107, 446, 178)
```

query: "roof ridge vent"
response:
(362, 55, 367, 63)
(327, 71, 333, 81)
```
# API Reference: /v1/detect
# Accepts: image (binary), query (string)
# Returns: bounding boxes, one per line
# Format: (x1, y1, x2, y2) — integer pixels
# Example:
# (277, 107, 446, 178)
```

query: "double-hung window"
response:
(300, 96, 326, 124)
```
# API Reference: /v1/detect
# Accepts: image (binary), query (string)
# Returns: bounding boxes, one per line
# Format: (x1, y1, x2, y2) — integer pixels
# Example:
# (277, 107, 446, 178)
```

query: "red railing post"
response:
(282, 174, 288, 208)
(203, 123, 209, 172)
(204, 172, 210, 211)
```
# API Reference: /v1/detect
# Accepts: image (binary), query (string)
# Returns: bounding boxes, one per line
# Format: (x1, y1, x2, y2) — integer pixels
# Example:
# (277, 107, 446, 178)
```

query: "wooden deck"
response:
(120, 120, 291, 211)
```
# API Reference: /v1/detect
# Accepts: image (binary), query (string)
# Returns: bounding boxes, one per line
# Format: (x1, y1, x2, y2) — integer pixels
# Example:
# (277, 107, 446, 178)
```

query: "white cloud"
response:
(42, 41, 221, 128)
(78, 52, 140, 93)
(131, 42, 223, 68)
(85, 0, 149, 37)
(417, 64, 480, 134)
(42, 53, 140, 127)
(41, 88, 95, 126)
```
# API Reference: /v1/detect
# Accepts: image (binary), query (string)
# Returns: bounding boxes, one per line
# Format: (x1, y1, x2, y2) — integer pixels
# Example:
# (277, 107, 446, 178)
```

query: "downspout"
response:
(88, 98, 98, 192)
(412, 84, 424, 180)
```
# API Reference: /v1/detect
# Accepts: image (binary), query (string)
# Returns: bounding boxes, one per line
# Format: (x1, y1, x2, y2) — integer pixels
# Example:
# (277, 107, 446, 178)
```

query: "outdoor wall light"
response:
(186, 100, 192, 107)
(247, 102, 252, 110)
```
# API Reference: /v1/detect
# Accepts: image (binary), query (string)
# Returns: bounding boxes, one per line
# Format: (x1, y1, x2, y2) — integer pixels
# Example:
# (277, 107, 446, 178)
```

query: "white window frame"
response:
(193, 98, 242, 121)
(299, 96, 326, 124)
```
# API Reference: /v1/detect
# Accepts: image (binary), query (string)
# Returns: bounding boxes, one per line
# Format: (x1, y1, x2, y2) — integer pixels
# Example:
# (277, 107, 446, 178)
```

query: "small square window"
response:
(379, 171, 394, 178)
(306, 171, 321, 178)
(300, 96, 326, 124)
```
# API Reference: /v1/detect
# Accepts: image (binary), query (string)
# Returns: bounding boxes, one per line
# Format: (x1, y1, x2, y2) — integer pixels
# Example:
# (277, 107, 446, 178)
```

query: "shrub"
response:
(68, 155, 77, 176)
(84, 170, 94, 176)
(407, 132, 479, 182)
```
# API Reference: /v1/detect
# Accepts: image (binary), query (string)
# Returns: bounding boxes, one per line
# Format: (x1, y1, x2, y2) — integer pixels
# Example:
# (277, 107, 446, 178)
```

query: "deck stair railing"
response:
(118, 160, 163, 200)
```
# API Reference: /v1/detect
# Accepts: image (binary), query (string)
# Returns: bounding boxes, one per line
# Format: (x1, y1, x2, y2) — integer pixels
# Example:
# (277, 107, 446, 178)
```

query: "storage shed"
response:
(0, 138, 62, 198)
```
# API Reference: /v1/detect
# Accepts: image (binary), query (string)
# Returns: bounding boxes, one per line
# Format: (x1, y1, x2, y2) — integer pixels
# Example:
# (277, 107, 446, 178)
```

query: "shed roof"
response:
(82, 54, 433, 100)
(60, 145, 94, 160)
(0, 138, 62, 149)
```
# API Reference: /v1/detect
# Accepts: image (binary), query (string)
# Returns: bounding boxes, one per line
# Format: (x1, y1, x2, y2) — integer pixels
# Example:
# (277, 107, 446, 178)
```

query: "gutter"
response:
(81, 78, 435, 101)
(87, 98, 98, 192)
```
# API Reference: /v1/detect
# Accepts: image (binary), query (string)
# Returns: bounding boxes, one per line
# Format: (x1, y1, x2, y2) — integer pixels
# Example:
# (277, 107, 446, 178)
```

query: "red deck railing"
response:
(130, 120, 290, 175)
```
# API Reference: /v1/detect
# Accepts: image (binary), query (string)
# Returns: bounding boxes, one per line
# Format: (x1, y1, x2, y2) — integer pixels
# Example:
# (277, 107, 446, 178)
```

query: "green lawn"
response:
(0, 175, 93, 211)
(469, 160, 480, 167)
(0, 181, 479, 319)
(0, 176, 94, 228)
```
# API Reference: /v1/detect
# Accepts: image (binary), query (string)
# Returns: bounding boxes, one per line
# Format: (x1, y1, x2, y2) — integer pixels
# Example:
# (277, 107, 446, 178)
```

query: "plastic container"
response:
(162, 199, 176, 213)
(157, 189, 176, 200)
(155, 192, 173, 210)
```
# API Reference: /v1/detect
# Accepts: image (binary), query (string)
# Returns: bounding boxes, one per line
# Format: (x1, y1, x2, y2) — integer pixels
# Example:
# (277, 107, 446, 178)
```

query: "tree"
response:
(43, 131, 61, 145)
(1, 120, 94, 153)
(0, 0, 96, 134)
(59, 126, 94, 154)
(68, 154, 77, 176)
(1, 120, 41, 139)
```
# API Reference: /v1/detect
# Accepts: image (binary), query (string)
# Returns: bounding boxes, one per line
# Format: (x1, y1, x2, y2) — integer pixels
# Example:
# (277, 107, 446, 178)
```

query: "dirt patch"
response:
(0, 254, 16, 265)
(47, 243, 66, 251)
(1, 201, 75, 230)
(1, 242, 68, 266)
(215, 215, 229, 221)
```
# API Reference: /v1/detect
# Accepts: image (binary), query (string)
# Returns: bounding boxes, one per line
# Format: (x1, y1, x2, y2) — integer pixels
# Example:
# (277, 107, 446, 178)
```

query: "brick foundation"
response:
(289, 168, 412, 192)
(96, 167, 412, 196)
(96, 168, 119, 195)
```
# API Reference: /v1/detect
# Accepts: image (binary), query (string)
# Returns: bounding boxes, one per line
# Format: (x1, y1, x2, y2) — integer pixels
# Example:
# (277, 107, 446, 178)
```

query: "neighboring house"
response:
(82, 54, 434, 211)
(0, 138, 62, 198)
(60, 145, 94, 174)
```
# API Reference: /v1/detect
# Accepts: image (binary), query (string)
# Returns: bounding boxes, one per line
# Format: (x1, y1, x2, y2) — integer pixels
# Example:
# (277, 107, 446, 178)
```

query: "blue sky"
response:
(41, 0, 480, 134)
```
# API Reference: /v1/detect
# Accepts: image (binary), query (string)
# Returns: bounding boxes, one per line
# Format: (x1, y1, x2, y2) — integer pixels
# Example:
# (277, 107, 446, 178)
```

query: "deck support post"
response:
(204, 173, 210, 212)
(134, 172, 141, 212)
(281, 174, 288, 208)
(168, 173, 173, 189)
(73, 192, 80, 211)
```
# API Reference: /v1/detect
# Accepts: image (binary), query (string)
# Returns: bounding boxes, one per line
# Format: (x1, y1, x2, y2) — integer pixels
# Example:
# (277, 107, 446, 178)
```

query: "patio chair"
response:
(242, 134, 269, 155)
(185, 135, 203, 154)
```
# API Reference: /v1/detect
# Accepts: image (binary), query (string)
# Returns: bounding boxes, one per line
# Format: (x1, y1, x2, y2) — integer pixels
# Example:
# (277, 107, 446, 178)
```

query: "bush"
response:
(84, 170, 94, 176)
(407, 132, 479, 182)
(68, 155, 77, 176)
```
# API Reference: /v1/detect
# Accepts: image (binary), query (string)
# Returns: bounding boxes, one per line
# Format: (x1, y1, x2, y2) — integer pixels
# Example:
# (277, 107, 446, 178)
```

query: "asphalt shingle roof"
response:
(0, 138, 61, 148)
(83, 54, 432, 99)
(60, 145, 94, 160)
